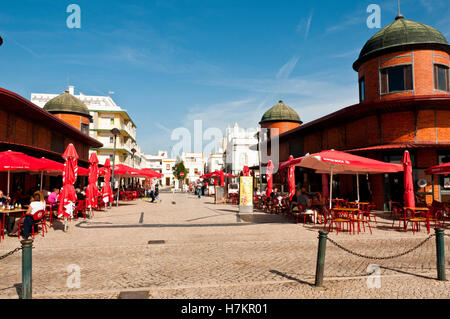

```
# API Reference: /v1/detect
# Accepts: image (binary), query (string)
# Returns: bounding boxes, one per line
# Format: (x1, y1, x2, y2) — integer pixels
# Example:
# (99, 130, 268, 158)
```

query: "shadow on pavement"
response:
(269, 270, 314, 287)
(380, 266, 438, 281)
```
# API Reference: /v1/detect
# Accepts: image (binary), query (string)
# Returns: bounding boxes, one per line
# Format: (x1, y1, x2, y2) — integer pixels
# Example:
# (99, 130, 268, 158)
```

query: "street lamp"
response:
(131, 147, 137, 188)
(110, 127, 120, 207)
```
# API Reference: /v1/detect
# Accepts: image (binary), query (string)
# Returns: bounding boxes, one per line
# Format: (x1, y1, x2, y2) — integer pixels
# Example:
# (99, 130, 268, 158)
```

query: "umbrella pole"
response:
(329, 171, 333, 210)
(40, 172, 44, 192)
(7, 171, 10, 197)
(357, 173, 360, 209)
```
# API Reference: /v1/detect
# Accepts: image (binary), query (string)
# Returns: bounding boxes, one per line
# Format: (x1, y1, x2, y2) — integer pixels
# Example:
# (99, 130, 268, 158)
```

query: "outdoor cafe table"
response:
(0, 209, 28, 240)
(331, 207, 361, 235)
(403, 207, 431, 233)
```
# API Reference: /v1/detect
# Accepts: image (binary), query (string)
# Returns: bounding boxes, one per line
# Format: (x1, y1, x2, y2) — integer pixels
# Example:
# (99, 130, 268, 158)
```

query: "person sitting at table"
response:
(0, 190, 11, 205)
(11, 187, 28, 206)
(75, 188, 85, 200)
(270, 188, 279, 200)
(9, 191, 45, 239)
(47, 188, 59, 206)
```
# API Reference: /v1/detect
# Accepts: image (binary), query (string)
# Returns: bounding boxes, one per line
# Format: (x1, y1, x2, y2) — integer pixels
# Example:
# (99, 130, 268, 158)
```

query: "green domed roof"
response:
(260, 100, 302, 124)
(44, 91, 90, 117)
(353, 15, 450, 71)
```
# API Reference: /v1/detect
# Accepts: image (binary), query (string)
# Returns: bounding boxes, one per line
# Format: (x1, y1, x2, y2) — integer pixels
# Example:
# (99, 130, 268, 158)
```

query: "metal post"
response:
(111, 135, 117, 208)
(21, 239, 33, 299)
(315, 230, 328, 287)
(435, 228, 446, 281)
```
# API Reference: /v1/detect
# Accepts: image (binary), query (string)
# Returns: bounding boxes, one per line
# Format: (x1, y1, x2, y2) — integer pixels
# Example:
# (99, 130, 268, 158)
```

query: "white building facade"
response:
(223, 123, 259, 176)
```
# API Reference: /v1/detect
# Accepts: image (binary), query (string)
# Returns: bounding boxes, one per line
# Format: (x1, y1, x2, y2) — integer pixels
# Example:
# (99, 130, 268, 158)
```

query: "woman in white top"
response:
(9, 191, 45, 238)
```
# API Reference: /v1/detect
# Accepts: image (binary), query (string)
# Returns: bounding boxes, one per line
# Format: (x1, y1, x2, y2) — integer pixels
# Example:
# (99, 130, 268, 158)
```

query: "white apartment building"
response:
(31, 86, 146, 168)
(205, 152, 224, 173)
(145, 150, 170, 185)
(223, 123, 259, 176)
(181, 152, 204, 185)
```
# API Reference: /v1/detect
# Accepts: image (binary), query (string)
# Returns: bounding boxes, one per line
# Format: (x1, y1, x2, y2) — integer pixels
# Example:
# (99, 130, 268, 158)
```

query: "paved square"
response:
(0, 192, 448, 299)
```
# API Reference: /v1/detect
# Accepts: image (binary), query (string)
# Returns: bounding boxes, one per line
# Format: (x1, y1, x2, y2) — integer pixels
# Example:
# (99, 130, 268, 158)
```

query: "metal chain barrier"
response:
(0, 247, 22, 261)
(326, 235, 435, 261)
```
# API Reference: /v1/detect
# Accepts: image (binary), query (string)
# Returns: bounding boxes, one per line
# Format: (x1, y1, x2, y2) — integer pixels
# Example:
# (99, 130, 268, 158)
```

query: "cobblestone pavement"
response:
(0, 192, 449, 299)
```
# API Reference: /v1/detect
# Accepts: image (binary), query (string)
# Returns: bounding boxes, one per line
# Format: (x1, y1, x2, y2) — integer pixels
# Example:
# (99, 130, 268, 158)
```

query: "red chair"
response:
(328, 209, 352, 235)
(18, 209, 47, 239)
(74, 200, 87, 220)
(291, 204, 309, 224)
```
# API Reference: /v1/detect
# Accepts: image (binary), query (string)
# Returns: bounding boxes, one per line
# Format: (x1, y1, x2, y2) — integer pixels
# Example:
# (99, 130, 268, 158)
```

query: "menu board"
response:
(239, 176, 253, 213)
(215, 186, 225, 204)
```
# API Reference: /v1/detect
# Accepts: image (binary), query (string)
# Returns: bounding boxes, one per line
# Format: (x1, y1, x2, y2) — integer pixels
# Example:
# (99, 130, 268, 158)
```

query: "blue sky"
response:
(1, 0, 449, 155)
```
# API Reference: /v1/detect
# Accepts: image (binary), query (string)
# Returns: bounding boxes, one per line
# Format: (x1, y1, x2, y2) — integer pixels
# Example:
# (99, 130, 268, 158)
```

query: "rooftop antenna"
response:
(396, 0, 404, 19)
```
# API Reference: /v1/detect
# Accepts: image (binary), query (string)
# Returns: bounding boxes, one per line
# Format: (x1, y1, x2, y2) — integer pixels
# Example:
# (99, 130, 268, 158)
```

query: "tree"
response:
(172, 159, 188, 183)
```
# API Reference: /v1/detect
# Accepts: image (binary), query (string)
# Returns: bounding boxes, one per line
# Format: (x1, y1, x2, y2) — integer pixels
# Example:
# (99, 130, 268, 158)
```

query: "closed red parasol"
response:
(287, 156, 296, 200)
(58, 144, 78, 219)
(85, 153, 99, 210)
(243, 166, 250, 176)
(101, 158, 113, 205)
(402, 150, 415, 208)
(265, 160, 274, 197)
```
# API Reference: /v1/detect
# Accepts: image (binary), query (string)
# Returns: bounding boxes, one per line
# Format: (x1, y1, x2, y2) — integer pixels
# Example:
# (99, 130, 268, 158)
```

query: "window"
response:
(109, 155, 113, 162)
(194, 168, 198, 174)
(110, 118, 114, 125)
(434, 64, 449, 92)
(380, 65, 413, 94)
(110, 136, 114, 144)
(81, 123, 89, 135)
(166, 164, 170, 170)
(359, 77, 365, 102)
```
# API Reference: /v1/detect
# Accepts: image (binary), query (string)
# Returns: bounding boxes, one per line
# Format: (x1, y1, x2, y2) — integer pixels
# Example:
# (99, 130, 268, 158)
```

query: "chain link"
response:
(0, 247, 22, 261)
(326, 235, 434, 260)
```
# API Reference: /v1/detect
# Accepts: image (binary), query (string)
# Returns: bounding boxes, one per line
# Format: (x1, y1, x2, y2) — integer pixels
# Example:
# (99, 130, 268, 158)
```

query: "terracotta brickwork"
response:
(55, 113, 90, 131)
(358, 50, 450, 103)
(261, 122, 300, 138)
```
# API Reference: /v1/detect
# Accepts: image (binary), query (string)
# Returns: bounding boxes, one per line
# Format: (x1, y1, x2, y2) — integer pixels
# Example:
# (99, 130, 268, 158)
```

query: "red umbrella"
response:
(139, 168, 163, 178)
(265, 160, 274, 197)
(101, 158, 113, 204)
(219, 170, 225, 186)
(287, 156, 296, 200)
(243, 166, 250, 176)
(58, 144, 79, 219)
(85, 153, 99, 210)
(296, 150, 403, 208)
(0, 151, 47, 196)
(426, 162, 450, 175)
(402, 150, 415, 208)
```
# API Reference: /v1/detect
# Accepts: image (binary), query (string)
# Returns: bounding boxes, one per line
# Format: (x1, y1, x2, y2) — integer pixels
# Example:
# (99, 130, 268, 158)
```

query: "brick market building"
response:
(0, 87, 102, 194)
(263, 14, 450, 210)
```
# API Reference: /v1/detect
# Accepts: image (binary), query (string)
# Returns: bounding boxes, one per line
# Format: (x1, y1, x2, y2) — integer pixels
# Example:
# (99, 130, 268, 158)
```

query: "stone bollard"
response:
(315, 230, 328, 287)
(21, 239, 33, 299)
(435, 228, 446, 281)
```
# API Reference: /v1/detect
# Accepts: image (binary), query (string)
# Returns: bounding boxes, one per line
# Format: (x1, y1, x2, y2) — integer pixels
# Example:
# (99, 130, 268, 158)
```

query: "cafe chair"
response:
(18, 209, 47, 240)
(74, 200, 87, 220)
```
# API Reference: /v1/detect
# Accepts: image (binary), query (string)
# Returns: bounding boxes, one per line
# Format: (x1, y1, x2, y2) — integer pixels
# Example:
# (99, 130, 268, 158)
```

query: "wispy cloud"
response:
(296, 10, 314, 40)
(330, 49, 360, 59)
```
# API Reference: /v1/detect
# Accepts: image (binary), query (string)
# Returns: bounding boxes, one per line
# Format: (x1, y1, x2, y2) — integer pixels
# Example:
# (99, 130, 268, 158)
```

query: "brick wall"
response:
(358, 49, 450, 103)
